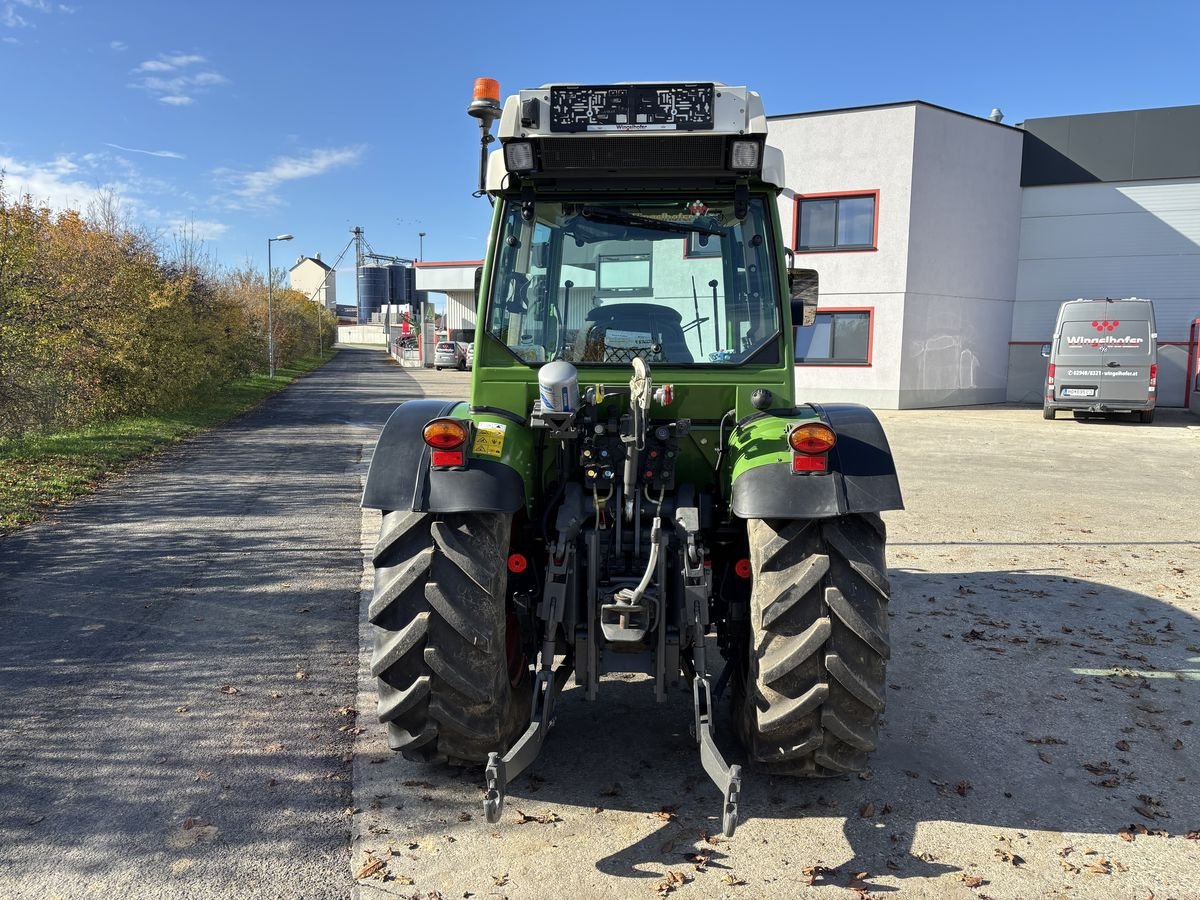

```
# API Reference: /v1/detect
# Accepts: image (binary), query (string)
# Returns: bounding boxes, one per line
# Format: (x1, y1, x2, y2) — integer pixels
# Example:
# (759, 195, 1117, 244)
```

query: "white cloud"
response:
(215, 146, 365, 210)
(136, 52, 204, 71)
(170, 217, 228, 241)
(2, 34, 17, 42)
(109, 39, 126, 51)
(129, 52, 228, 106)
(1, 151, 234, 250)
(0, 153, 128, 214)
(104, 142, 186, 160)
(2, 0, 63, 28)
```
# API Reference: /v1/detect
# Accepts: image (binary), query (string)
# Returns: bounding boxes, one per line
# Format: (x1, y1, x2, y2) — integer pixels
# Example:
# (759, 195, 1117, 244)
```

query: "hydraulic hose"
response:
(616, 517, 662, 607)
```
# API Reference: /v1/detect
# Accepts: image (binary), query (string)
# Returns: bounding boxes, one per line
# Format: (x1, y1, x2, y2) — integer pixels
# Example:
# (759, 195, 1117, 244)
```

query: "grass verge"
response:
(0, 352, 337, 534)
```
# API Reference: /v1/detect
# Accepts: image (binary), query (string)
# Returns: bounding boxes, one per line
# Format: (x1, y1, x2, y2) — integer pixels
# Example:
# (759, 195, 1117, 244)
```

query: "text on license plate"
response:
(1061, 388, 1096, 398)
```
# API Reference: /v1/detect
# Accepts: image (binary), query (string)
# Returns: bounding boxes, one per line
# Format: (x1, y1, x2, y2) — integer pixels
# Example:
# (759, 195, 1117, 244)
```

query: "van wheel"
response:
(1042, 407, 1056, 420)
(435, 366, 443, 371)
(1140, 410, 1155, 424)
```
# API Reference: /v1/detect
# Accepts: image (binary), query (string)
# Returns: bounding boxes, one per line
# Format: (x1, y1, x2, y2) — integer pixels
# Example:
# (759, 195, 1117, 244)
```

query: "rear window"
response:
(1058, 319, 1150, 354)
(437, 342, 455, 350)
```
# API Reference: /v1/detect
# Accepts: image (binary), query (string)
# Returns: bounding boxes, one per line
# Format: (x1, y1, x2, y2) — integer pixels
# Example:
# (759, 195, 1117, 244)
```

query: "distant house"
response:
(288, 255, 337, 310)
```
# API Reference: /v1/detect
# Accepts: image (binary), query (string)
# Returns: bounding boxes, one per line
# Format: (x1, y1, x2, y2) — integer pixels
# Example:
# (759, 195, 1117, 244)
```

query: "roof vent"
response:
(989, 107, 1004, 123)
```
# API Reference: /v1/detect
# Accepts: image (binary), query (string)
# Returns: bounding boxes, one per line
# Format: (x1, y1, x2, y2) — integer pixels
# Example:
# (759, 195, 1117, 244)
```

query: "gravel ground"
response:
(351, 377, 1200, 900)
(0, 348, 409, 900)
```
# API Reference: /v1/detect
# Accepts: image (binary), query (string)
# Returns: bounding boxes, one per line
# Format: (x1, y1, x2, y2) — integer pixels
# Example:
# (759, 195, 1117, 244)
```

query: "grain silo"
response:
(357, 264, 389, 324)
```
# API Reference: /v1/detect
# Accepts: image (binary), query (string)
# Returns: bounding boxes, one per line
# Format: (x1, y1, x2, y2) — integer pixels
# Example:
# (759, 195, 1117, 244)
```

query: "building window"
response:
(684, 232, 722, 258)
(795, 192, 878, 251)
(597, 252, 652, 297)
(795, 310, 872, 365)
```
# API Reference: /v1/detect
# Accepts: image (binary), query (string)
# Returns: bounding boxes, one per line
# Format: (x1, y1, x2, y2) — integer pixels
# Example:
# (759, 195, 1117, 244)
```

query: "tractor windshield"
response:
(485, 196, 781, 365)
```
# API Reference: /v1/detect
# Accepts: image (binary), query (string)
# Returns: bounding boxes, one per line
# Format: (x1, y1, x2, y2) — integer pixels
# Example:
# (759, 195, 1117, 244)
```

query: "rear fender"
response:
(729, 403, 903, 519)
(362, 399, 529, 514)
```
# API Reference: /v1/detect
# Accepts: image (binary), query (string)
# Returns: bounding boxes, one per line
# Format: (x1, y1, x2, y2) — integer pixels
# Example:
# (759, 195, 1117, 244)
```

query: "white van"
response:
(1043, 298, 1157, 423)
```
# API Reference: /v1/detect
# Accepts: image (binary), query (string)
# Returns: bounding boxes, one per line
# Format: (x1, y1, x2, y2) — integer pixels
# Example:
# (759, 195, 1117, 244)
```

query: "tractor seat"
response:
(573, 304, 694, 364)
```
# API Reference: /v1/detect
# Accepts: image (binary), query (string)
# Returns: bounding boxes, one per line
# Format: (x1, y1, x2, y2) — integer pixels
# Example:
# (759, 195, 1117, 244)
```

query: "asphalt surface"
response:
(0, 348, 410, 899)
(350, 378, 1200, 900)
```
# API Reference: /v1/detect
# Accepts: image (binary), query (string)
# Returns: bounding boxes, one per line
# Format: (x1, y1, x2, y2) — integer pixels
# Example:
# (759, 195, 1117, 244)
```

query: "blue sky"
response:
(2, 0, 1197, 293)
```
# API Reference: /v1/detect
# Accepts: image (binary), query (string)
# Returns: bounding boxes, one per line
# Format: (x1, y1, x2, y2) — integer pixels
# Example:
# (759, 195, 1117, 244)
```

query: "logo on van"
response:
(1093, 319, 1119, 332)
(1067, 334, 1144, 348)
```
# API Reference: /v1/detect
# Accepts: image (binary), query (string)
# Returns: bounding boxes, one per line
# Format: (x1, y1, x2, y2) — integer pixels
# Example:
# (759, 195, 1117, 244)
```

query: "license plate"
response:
(550, 84, 715, 132)
(1061, 388, 1096, 398)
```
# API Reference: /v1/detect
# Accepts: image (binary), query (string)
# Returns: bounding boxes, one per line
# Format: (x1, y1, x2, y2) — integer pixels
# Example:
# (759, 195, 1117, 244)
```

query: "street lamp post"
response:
(267, 233, 293, 378)
(418, 231, 425, 262)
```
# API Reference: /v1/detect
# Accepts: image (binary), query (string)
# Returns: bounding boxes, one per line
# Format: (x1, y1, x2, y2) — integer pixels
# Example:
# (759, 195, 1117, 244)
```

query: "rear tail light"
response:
(430, 450, 464, 468)
(788, 423, 837, 454)
(1047, 362, 1056, 393)
(423, 418, 468, 449)
(793, 455, 829, 473)
(788, 422, 835, 475)
(1149, 363, 1158, 394)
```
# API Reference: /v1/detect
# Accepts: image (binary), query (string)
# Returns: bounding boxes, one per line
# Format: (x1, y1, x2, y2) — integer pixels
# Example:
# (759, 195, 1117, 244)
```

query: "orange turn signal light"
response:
(788, 422, 836, 455)
(473, 77, 500, 103)
(423, 418, 468, 450)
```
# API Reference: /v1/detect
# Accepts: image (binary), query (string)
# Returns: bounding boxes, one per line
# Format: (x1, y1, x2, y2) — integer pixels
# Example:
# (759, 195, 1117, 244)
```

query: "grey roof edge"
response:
(767, 99, 1022, 131)
(1018, 101, 1200, 127)
(288, 256, 332, 272)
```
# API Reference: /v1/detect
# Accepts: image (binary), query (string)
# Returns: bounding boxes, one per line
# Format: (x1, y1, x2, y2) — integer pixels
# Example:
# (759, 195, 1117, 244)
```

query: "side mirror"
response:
(531, 242, 550, 269)
(788, 267, 819, 327)
(474, 266, 483, 303)
(1040, 343, 1051, 359)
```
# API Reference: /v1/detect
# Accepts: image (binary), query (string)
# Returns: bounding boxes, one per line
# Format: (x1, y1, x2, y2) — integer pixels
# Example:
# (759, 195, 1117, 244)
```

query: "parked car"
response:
(466, 343, 474, 369)
(1043, 297, 1158, 423)
(434, 341, 466, 371)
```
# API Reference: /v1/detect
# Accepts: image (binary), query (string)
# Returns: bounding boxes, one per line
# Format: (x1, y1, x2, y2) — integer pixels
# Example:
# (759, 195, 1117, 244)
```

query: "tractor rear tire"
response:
(735, 515, 890, 776)
(369, 510, 530, 765)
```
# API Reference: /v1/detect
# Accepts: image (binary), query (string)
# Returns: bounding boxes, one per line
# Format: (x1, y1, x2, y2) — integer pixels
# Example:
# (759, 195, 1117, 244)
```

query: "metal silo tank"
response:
(386, 263, 410, 304)
(357, 265, 388, 324)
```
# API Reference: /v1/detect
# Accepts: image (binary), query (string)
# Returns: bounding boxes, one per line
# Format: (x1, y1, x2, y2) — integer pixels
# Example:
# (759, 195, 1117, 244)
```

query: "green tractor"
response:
(362, 80, 903, 836)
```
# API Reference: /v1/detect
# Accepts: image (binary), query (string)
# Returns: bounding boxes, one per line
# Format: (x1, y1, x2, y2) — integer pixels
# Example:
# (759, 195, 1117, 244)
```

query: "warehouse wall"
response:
(900, 105, 1023, 407)
(771, 105, 917, 408)
(1011, 178, 1200, 406)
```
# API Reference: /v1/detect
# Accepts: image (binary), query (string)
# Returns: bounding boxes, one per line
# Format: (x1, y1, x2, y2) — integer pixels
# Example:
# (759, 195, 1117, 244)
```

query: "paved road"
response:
(0, 348, 415, 899)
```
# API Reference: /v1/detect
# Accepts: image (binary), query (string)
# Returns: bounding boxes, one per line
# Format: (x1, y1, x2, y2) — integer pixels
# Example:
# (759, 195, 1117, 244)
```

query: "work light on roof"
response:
(730, 140, 761, 171)
(503, 141, 536, 173)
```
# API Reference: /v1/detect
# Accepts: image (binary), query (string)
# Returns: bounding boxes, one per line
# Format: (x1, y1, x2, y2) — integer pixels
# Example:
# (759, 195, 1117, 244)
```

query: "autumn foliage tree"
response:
(0, 181, 336, 438)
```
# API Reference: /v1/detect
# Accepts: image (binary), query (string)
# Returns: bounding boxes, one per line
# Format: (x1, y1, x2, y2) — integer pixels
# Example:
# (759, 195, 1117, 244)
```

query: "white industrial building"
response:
(770, 100, 1199, 411)
(420, 99, 1200, 413)
(288, 255, 337, 310)
(414, 261, 479, 342)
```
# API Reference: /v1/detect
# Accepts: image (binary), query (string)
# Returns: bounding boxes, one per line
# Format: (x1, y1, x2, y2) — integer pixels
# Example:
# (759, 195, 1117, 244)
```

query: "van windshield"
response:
(1058, 319, 1151, 355)
(484, 197, 780, 366)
